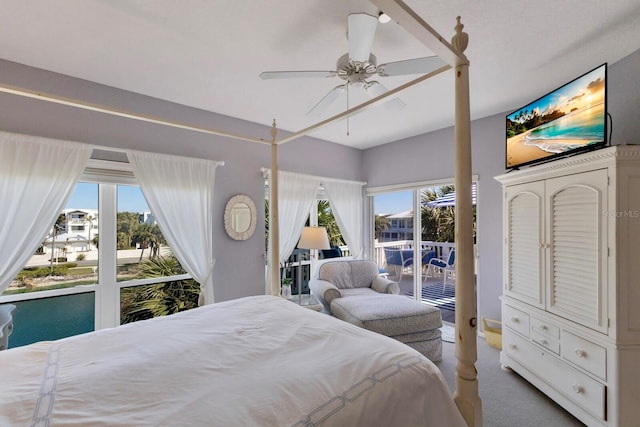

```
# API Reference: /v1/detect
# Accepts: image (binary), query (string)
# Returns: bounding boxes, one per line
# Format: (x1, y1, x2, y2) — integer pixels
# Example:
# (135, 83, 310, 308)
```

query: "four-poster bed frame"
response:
(0, 1, 480, 424)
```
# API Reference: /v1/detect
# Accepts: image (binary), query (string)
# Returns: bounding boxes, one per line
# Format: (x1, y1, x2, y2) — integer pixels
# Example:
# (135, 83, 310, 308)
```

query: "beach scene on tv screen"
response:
(506, 65, 606, 168)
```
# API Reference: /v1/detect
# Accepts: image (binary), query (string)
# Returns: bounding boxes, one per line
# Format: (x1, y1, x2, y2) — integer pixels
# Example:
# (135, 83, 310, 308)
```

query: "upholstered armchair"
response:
(309, 260, 399, 313)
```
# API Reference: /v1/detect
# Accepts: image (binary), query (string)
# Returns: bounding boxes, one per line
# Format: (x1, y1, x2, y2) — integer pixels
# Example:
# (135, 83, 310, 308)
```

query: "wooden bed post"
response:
(269, 120, 281, 296)
(452, 17, 482, 427)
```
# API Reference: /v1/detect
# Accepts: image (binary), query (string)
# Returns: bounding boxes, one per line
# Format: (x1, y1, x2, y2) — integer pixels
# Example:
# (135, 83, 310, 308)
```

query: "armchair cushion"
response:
(318, 260, 379, 289)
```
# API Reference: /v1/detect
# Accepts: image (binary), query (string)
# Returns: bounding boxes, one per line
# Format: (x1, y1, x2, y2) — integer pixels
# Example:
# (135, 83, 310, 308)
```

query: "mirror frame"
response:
(224, 194, 257, 241)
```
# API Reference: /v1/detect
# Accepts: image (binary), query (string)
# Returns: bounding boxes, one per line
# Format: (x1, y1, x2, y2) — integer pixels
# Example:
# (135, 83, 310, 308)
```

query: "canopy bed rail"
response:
(1, 0, 479, 424)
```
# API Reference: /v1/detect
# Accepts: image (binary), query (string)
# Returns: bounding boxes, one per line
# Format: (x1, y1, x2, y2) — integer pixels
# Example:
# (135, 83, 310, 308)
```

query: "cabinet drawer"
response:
(532, 330, 560, 355)
(531, 316, 560, 340)
(503, 304, 530, 337)
(561, 331, 607, 381)
(504, 329, 605, 420)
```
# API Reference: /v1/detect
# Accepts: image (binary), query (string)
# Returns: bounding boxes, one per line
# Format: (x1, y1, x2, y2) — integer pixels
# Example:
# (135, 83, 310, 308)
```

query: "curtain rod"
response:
(0, 83, 270, 146)
(260, 167, 366, 185)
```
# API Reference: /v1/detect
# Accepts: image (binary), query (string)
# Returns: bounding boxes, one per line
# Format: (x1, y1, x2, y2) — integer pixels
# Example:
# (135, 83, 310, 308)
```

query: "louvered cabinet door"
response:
(505, 181, 545, 307)
(545, 169, 608, 332)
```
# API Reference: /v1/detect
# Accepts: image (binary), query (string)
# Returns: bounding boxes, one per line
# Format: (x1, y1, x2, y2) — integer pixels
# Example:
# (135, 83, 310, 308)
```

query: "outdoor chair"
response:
(383, 247, 414, 282)
(425, 249, 456, 291)
(319, 246, 343, 259)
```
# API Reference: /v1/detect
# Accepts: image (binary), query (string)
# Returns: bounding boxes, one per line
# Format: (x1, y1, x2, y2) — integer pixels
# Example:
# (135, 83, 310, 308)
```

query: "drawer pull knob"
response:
(540, 325, 548, 331)
(509, 344, 517, 350)
(511, 317, 519, 323)
(575, 349, 587, 358)
(572, 384, 584, 394)
(541, 340, 548, 345)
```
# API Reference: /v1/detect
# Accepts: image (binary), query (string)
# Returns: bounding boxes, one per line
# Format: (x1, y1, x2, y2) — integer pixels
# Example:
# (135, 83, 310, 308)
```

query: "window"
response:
(368, 180, 478, 302)
(116, 184, 198, 324)
(0, 157, 197, 347)
(264, 190, 346, 295)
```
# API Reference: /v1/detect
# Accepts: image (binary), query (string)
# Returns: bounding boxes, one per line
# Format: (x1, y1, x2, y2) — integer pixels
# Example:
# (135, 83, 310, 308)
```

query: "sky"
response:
(374, 191, 413, 215)
(507, 64, 606, 121)
(66, 182, 150, 213)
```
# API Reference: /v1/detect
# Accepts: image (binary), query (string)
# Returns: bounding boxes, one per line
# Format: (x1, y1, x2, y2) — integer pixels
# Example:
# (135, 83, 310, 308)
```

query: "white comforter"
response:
(0, 295, 465, 426)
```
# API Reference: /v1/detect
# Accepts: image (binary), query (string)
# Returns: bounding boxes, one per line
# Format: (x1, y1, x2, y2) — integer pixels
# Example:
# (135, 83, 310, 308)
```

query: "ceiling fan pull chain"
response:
(346, 82, 350, 136)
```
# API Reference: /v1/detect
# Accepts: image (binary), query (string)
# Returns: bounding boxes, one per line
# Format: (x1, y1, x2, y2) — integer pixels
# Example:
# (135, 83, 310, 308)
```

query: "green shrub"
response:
(16, 263, 78, 279)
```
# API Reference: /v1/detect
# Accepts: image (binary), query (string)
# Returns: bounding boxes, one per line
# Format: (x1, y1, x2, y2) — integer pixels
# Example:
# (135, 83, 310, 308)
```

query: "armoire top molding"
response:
(495, 144, 640, 185)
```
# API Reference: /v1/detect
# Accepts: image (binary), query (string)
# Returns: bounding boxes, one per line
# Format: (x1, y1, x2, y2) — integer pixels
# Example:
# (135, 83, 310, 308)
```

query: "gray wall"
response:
(362, 114, 505, 322)
(1, 46, 638, 309)
(362, 47, 640, 323)
(0, 59, 362, 302)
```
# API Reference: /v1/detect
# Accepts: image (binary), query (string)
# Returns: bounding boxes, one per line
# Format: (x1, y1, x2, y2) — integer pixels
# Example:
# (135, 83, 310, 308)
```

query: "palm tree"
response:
(120, 253, 199, 324)
(421, 185, 456, 242)
(117, 212, 140, 249)
(374, 214, 390, 240)
(317, 200, 344, 246)
(421, 185, 476, 243)
(132, 223, 166, 261)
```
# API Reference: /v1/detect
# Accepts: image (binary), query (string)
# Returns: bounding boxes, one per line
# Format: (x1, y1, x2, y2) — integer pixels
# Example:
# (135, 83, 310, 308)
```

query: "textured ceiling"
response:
(1, 0, 639, 148)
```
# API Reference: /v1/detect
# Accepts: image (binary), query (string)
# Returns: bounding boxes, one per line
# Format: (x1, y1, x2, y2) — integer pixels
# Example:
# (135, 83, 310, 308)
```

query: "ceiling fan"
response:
(260, 12, 445, 119)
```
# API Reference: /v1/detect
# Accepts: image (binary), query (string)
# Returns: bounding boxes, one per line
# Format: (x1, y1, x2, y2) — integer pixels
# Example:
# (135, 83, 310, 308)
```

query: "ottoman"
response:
(330, 294, 443, 362)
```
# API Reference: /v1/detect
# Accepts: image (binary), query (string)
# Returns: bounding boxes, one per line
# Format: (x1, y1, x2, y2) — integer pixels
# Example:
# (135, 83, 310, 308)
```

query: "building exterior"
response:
(379, 209, 413, 242)
(62, 209, 99, 242)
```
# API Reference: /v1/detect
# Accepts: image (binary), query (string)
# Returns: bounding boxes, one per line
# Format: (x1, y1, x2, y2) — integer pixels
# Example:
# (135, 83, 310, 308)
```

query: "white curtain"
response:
(323, 179, 365, 259)
(127, 150, 223, 306)
(0, 131, 92, 294)
(274, 170, 321, 263)
(266, 169, 320, 295)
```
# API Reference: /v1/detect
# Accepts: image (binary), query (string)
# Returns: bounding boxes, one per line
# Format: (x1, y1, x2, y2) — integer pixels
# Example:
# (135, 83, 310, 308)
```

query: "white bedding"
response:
(0, 295, 465, 426)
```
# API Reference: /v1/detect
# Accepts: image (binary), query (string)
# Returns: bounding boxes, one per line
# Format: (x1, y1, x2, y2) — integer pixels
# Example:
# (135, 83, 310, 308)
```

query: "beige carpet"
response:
(435, 338, 585, 426)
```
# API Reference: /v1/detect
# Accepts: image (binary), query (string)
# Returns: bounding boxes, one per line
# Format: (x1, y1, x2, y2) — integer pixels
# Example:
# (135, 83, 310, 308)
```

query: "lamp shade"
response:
(297, 226, 330, 250)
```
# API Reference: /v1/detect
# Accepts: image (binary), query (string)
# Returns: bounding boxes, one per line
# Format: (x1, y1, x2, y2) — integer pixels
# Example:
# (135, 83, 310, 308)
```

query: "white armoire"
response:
(495, 146, 640, 427)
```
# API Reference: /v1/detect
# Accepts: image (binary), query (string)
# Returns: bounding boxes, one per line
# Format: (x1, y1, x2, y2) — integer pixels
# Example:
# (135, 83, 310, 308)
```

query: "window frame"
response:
(0, 157, 194, 331)
(366, 175, 479, 299)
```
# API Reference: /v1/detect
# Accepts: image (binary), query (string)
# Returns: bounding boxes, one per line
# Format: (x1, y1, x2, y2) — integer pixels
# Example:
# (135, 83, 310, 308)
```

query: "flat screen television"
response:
(505, 63, 607, 169)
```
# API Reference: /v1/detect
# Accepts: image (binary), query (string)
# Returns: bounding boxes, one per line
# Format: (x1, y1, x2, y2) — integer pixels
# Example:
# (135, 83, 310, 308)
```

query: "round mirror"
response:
(224, 194, 257, 240)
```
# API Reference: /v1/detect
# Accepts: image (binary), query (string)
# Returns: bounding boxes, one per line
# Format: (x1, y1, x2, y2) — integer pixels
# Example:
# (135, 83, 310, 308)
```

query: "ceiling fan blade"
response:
(348, 13, 378, 63)
(364, 81, 406, 113)
(260, 70, 337, 80)
(307, 84, 346, 118)
(376, 56, 446, 77)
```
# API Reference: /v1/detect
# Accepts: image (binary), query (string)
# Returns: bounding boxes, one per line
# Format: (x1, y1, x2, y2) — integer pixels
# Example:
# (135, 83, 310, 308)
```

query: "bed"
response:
(0, 295, 465, 426)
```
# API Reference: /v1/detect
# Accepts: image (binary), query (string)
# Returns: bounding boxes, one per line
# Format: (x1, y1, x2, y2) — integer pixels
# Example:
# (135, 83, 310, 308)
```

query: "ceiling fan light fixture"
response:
(378, 11, 391, 24)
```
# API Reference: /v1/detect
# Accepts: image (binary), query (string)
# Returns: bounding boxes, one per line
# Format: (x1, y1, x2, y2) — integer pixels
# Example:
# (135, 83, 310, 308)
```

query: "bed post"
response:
(269, 120, 281, 296)
(452, 17, 482, 427)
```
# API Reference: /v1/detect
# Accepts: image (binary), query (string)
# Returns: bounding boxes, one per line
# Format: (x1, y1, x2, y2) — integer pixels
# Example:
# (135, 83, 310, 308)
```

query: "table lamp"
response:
(296, 226, 330, 303)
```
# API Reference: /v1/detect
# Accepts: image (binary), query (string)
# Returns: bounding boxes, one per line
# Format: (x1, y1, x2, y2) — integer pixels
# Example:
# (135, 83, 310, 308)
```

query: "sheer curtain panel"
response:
(127, 150, 223, 305)
(0, 131, 93, 294)
(266, 170, 320, 294)
(323, 179, 365, 259)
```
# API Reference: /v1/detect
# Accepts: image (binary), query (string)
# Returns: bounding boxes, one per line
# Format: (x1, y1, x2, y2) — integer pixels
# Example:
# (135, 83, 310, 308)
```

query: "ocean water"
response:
(525, 103, 605, 154)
